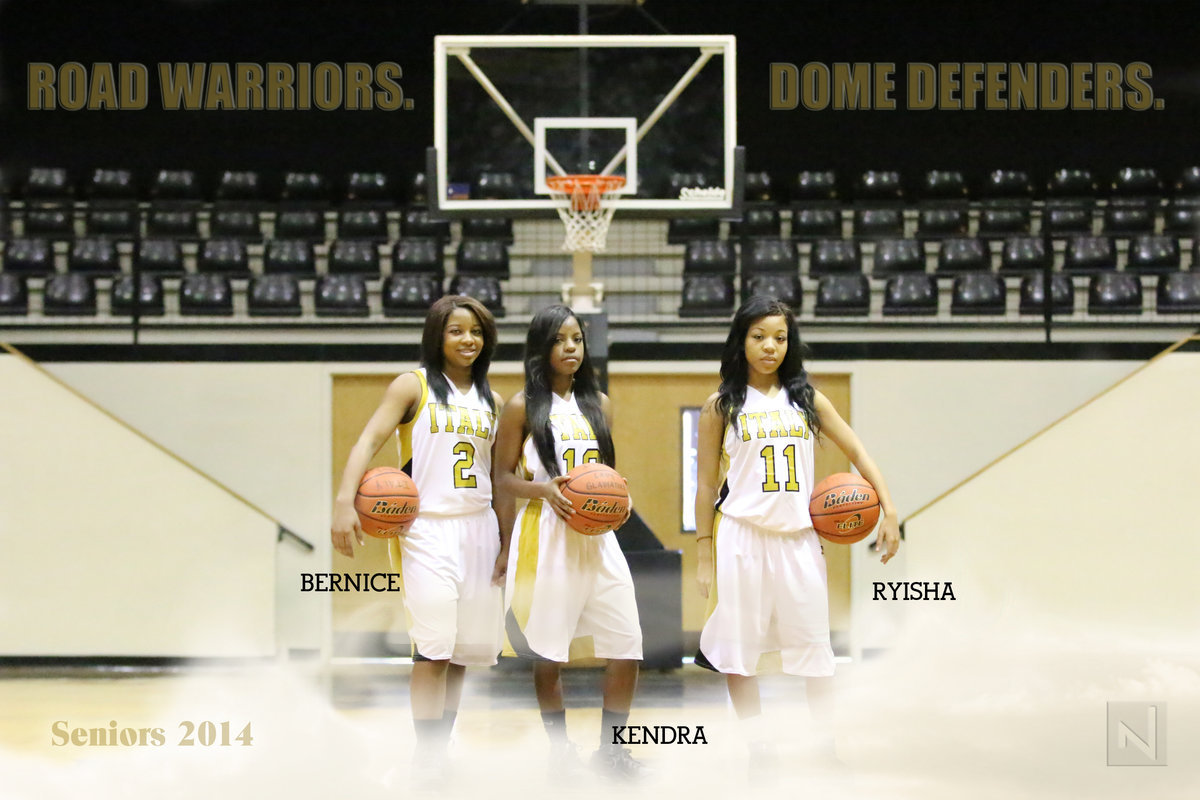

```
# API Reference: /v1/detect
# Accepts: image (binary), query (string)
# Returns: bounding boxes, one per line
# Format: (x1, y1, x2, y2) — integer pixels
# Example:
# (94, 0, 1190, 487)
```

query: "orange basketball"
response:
(355, 467, 419, 538)
(559, 463, 629, 536)
(809, 472, 880, 544)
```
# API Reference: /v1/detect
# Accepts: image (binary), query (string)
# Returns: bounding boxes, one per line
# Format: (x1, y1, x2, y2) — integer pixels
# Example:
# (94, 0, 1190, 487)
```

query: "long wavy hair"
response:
(715, 295, 820, 437)
(523, 304, 615, 477)
(420, 295, 497, 412)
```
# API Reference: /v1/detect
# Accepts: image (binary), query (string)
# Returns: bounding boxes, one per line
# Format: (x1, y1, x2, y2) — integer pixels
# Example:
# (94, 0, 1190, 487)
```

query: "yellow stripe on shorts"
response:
(509, 499, 543, 629)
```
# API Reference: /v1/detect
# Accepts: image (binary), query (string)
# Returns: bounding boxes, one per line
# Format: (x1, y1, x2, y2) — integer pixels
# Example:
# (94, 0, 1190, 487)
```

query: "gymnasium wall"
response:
(37, 356, 1141, 654)
(904, 344, 1200, 632)
(0, 351, 277, 657)
(2, 0, 1198, 184)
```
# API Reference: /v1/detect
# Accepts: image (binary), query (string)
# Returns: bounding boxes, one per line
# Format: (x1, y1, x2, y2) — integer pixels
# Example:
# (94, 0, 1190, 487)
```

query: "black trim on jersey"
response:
(401, 459, 413, 477)
(713, 480, 729, 514)
(412, 649, 433, 662)
(503, 609, 554, 662)
(692, 648, 721, 674)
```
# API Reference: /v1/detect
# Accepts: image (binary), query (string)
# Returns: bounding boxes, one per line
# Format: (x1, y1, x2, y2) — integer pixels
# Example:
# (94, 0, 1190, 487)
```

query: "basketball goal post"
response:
(430, 35, 741, 314)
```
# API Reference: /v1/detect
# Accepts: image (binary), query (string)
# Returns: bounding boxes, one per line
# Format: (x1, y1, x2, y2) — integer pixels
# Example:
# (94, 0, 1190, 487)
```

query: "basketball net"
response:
(546, 175, 626, 253)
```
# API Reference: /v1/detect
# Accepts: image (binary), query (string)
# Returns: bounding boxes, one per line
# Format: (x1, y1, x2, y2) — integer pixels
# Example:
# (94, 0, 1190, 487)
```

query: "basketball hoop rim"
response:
(545, 174, 627, 195)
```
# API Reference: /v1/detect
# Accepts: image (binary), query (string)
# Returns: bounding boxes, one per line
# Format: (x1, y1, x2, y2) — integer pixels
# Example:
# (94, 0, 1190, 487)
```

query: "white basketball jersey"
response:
(397, 368, 498, 516)
(520, 391, 601, 481)
(716, 385, 816, 531)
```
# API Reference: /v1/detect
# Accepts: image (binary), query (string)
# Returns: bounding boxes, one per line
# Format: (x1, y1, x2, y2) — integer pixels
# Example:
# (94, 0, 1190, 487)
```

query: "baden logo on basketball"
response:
(370, 500, 418, 516)
(823, 488, 871, 509)
(580, 498, 626, 515)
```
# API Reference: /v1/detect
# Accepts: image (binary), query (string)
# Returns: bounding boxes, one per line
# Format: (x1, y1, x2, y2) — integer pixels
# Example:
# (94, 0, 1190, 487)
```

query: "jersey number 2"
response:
(759, 444, 800, 493)
(452, 442, 477, 488)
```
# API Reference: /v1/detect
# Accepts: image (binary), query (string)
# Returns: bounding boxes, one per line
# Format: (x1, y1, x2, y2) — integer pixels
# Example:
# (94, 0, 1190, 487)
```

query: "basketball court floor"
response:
(4, 628, 1198, 800)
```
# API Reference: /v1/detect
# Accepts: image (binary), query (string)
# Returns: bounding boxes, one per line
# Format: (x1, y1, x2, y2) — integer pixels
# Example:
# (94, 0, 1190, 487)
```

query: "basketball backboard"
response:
(431, 34, 741, 217)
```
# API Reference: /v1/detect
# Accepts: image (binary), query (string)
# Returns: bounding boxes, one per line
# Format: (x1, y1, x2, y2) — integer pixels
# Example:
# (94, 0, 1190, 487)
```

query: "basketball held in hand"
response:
(559, 463, 629, 536)
(809, 473, 880, 544)
(355, 467, 420, 538)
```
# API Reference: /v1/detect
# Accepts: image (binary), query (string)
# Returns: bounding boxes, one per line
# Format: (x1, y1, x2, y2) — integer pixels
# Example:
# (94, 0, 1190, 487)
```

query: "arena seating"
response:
(0, 163, 1196, 330)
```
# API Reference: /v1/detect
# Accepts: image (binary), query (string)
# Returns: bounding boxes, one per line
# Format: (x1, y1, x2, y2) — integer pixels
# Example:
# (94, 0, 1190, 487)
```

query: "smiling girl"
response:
(331, 295, 503, 782)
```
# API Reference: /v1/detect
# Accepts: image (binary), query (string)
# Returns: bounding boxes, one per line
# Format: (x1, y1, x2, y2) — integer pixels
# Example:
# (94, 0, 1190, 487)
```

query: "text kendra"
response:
(612, 725, 708, 745)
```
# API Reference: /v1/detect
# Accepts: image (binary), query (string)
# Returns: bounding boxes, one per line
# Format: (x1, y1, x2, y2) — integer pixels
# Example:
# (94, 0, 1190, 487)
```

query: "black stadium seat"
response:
(883, 274, 938, 315)
(393, 238, 444, 278)
(951, 273, 1006, 315)
(68, 238, 119, 273)
(329, 240, 382, 276)
(265, 239, 316, 276)
(1157, 272, 1200, 313)
(43, 273, 96, 315)
(449, 274, 504, 315)
(135, 239, 184, 275)
(0, 273, 28, 315)
(1000, 237, 1047, 273)
(684, 240, 735, 274)
(870, 239, 920, 275)
(180, 274, 233, 315)
(742, 239, 797, 274)
(1019, 273, 1074, 315)
(815, 274, 869, 316)
(1088, 273, 1142, 314)
(679, 274, 734, 317)
(111, 274, 165, 316)
(743, 273, 801, 307)
(384, 274, 441, 316)
(249, 275, 302, 317)
(3, 238, 54, 275)
(810, 239, 862, 276)
(315, 275, 369, 316)
(1126, 235, 1180, 274)
(199, 239, 250, 276)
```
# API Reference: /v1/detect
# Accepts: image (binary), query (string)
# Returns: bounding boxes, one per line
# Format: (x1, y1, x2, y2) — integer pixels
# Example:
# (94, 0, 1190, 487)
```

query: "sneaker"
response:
(547, 740, 589, 784)
(590, 745, 650, 781)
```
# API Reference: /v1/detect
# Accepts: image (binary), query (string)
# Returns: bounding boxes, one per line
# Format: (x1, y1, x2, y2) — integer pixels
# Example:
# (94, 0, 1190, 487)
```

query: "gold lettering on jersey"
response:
(551, 413, 596, 442)
(767, 410, 785, 437)
(425, 403, 497, 441)
(737, 408, 811, 441)
(454, 406, 475, 436)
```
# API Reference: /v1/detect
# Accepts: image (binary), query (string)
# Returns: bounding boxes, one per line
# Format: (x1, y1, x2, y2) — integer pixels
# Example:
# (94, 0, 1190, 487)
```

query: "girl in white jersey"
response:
(493, 304, 646, 781)
(694, 295, 900, 769)
(331, 295, 503, 782)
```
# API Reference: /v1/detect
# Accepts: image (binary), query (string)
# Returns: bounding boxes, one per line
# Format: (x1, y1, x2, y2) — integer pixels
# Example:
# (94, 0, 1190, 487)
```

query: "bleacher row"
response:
(0, 165, 1199, 322)
(677, 166, 1200, 318)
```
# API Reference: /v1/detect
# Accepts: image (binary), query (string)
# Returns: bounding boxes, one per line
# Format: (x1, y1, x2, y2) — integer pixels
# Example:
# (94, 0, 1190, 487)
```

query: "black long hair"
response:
(523, 304, 615, 478)
(420, 295, 498, 412)
(715, 295, 821, 437)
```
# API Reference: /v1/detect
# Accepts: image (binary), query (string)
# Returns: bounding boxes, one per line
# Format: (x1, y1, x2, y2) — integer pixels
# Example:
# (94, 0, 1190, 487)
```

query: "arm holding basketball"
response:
(693, 395, 723, 598)
(600, 393, 633, 528)
(331, 372, 421, 558)
(813, 390, 900, 564)
(494, 393, 574, 524)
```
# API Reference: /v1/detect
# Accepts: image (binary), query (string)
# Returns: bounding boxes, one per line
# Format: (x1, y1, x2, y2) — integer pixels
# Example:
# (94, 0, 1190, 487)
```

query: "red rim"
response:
(545, 175, 627, 194)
